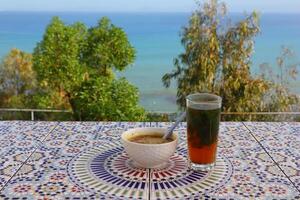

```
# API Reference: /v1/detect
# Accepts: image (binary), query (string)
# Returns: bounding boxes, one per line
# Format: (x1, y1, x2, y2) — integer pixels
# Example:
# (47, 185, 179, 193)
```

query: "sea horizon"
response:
(0, 11, 299, 112)
(2, 10, 300, 14)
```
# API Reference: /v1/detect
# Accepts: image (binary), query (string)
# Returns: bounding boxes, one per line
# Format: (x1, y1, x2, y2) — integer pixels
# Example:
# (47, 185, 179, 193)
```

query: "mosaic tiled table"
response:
(0, 121, 299, 199)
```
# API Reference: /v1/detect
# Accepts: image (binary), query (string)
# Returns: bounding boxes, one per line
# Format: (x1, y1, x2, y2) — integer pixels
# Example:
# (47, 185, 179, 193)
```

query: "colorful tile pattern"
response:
(0, 122, 150, 199)
(0, 121, 58, 189)
(68, 143, 149, 199)
(244, 122, 300, 193)
(0, 121, 299, 199)
(148, 122, 299, 199)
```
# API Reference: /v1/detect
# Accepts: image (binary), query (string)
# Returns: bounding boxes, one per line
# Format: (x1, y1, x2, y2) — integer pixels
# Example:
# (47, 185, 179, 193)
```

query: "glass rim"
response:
(186, 93, 222, 104)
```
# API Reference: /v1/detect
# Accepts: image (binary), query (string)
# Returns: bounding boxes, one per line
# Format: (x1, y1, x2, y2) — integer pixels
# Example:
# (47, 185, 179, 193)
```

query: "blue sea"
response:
(0, 12, 299, 112)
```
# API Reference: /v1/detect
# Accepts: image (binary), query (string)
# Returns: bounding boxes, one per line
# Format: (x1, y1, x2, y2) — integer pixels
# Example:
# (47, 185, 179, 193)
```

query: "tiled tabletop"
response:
(0, 121, 299, 199)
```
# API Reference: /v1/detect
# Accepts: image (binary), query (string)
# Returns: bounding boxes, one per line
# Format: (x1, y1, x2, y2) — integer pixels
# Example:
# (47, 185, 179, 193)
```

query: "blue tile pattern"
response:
(0, 121, 299, 199)
(244, 122, 300, 193)
(0, 121, 58, 189)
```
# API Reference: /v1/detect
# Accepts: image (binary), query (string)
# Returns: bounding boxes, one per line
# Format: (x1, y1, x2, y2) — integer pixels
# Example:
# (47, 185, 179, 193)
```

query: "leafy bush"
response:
(71, 77, 146, 121)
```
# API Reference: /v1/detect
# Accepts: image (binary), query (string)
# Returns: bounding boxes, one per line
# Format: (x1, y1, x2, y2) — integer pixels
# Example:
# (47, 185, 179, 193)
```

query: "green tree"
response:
(162, 0, 299, 119)
(33, 17, 87, 97)
(83, 17, 136, 77)
(0, 48, 36, 108)
(0, 48, 71, 120)
(71, 77, 145, 121)
(33, 16, 145, 121)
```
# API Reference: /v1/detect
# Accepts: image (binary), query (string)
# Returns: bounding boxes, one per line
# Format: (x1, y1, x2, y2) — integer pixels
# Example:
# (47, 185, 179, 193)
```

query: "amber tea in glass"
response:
(186, 93, 222, 171)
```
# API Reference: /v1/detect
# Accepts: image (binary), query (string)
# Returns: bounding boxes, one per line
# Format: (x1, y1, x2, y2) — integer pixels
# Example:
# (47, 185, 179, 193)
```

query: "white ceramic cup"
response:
(121, 127, 178, 168)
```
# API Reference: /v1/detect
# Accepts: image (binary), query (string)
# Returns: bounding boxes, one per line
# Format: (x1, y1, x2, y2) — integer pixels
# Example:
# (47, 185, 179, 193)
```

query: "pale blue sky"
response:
(1, 0, 300, 13)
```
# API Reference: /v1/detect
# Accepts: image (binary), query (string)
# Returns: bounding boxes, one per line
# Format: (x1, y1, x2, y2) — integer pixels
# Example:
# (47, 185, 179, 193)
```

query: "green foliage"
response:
(83, 17, 136, 77)
(146, 113, 173, 122)
(0, 48, 36, 108)
(162, 0, 299, 120)
(33, 17, 87, 94)
(0, 111, 31, 120)
(71, 77, 146, 121)
(0, 48, 72, 120)
(30, 90, 70, 110)
(259, 47, 300, 116)
(32, 16, 142, 121)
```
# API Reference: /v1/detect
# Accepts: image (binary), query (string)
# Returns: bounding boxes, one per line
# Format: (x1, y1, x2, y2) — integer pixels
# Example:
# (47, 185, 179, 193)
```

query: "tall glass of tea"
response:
(186, 93, 222, 171)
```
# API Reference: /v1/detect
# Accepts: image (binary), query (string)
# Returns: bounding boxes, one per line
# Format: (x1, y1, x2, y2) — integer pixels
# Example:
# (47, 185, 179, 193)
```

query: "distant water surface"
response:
(0, 12, 299, 112)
